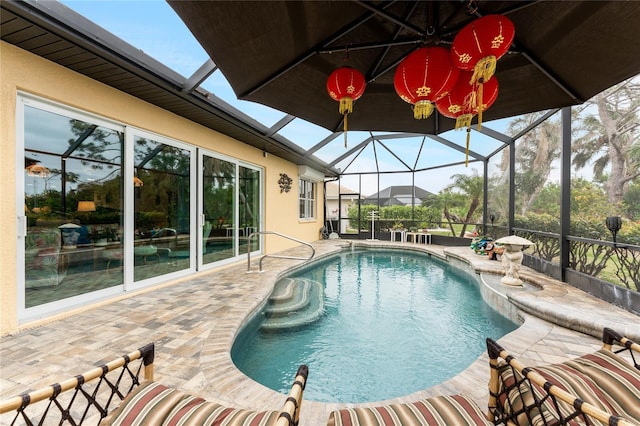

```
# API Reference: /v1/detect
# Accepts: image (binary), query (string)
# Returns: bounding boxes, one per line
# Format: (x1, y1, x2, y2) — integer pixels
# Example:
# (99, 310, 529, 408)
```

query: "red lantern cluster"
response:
(393, 46, 460, 120)
(325, 13, 514, 161)
(451, 14, 514, 130)
(326, 66, 366, 147)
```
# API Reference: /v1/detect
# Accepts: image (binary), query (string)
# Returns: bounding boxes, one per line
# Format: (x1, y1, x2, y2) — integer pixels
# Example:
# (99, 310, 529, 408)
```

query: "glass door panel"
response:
(239, 166, 261, 254)
(23, 105, 124, 308)
(133, 136, 191, 280)
(202, 154, 236, 265)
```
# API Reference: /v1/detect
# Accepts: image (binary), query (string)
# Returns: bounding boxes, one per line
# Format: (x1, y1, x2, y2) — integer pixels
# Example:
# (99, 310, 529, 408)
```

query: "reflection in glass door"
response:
(133, 136, 191, 281)
(22, 104, 124, 309)
(239, 166, 261, 254)
(201, 154, 236, 265)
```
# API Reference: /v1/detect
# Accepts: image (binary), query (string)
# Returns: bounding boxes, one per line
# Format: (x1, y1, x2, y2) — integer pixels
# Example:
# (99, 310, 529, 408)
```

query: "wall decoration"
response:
(278, 173, 293, 193)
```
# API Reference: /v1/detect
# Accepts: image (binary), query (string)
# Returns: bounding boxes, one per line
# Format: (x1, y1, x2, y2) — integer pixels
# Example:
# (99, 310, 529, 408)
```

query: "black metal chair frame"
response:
(0, 343, 155, 426)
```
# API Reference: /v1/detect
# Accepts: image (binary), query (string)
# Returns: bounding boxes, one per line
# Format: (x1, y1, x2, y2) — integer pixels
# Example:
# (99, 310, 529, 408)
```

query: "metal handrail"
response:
(247, 231, 315, 272)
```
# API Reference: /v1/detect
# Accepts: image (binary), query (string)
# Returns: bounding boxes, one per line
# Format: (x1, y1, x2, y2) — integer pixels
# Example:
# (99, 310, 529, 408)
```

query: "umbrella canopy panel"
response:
(169, 0, 640, 135)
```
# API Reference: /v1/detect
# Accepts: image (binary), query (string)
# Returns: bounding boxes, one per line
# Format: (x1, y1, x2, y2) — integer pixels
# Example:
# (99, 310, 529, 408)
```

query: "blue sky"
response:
(59, 0, 517, 195)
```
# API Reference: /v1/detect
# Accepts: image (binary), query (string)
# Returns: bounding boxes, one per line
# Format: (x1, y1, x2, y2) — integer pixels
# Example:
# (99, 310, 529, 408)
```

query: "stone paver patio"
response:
(1, 240, 638, 425)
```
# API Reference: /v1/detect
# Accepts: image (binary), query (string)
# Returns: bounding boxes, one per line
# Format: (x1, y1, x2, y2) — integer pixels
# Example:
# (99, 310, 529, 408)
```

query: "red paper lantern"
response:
(436, 71, 499, 166)
(451, 15, 512, 131)
(394, 46, 460, 120)
(327, 66, 366, 147)
(326, 66, 366, 113)
(436, 71, 499, 128)
(451, 14, 515, 84)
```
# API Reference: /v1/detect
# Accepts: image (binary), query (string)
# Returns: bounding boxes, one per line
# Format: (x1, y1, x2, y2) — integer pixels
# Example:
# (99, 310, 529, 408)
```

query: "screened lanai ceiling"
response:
(169, 1, 640, 135)
(3, 1, 640, 180)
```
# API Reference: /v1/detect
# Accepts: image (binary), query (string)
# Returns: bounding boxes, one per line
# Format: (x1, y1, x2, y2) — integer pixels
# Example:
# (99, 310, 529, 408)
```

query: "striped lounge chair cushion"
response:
(101, 381, 282, 426)
(327, 394, 492, 426)
(562, 349, 640, 421)
(497, 349, 640, 426)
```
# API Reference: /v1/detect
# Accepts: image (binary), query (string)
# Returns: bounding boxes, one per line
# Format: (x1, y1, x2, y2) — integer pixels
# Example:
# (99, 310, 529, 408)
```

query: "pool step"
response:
(268, 277, 297, 304)
(265, 279, 312, 317)
(261, 278, 324, 331)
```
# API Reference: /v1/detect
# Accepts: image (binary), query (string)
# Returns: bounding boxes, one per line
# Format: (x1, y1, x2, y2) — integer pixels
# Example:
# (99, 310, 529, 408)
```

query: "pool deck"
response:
(1, 239, 638, 425)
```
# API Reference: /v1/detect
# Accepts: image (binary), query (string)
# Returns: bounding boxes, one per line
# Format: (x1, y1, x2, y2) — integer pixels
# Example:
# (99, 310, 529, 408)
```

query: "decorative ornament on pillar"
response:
(394, 46, 460, 120)
(435, 71, 498, 166)
(495, 235, 534, 286)
(451, 14, 514, 129)
(326, 66, 366, 148)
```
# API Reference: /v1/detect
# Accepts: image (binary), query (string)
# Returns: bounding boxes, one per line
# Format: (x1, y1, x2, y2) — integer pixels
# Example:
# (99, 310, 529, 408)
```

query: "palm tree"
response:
(572, 76, 640, 206)
(487, 174, 509, 227)
(422, 189, 460, 236)
(446, 171, 484, 237)
(499, 112, 561, 215)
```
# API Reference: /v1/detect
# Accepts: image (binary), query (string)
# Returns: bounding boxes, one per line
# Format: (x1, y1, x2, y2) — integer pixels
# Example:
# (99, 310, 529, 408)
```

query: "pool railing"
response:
(247, 231, 315, 272)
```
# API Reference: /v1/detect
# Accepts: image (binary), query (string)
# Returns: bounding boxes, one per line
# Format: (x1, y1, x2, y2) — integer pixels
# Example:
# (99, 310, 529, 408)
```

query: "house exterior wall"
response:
(0, 41, 324, 335)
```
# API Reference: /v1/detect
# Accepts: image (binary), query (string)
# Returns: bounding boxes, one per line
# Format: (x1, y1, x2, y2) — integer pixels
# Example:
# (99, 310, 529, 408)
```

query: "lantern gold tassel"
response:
(465, 127, 471, 167)
(471, 56, 496, 85)
(413, 100, 434, 120)
(339, 97, 354, 115)
(456, 114, 474, 130)
(343, 112, 348, 148)
(471, 56, 494, 131)
(476, 81, 484, 130)
(340, 97, 353, 148)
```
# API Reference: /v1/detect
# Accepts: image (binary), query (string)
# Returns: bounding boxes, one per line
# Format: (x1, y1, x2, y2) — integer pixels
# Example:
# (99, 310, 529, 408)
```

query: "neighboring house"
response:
(324, 182, 362, 233)
(325, 182, 362, 219)
(363, 185, 433, 206)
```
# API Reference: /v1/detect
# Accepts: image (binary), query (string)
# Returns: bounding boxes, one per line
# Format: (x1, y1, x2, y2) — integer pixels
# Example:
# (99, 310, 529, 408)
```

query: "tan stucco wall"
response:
(0, 41, 324, 334)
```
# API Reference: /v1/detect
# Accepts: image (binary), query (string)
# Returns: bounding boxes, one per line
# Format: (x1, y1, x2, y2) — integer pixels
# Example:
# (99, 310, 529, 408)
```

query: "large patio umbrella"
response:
(168, 1, 640, 135)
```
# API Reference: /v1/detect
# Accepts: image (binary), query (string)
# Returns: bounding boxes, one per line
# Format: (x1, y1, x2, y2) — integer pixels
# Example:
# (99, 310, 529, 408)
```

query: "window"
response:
(299, 179, 315, 220)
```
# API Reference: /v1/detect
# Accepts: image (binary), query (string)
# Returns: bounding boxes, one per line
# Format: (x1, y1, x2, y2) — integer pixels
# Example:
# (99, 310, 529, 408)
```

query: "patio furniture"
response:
(0, 342, 308, 426)
(24, 228, 67, 288)
(405, 231, 431, 245)
(405, 231, 419, 243)
(168, 221, 213, 261)
(103, 248, 123, 272)
(486, 328, 640, 426)
(390, 229, 406, 242)
(327, 394, 492, 426)
(102, 366, 308, 426)
(133, 245, 159, 264)
(0, 343, 155, 425)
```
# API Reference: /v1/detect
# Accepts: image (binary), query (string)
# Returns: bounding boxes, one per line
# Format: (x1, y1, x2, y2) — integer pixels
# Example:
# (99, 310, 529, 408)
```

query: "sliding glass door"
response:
(201, 153, 236, 265)
(200, 151, 262, 266)
(22, 103, 124, 309)
(133, 135, 192, 281)
(239, 166, 261, 254)
(18, 94, 263, 322)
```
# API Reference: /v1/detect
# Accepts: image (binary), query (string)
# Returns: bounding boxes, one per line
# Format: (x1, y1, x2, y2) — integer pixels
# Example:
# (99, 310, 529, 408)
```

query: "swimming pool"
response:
(231, 248, 517, 403)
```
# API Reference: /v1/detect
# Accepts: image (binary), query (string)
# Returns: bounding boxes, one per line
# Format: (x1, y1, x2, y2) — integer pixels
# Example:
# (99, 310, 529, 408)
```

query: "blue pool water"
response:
(231, 249, 517, 403)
